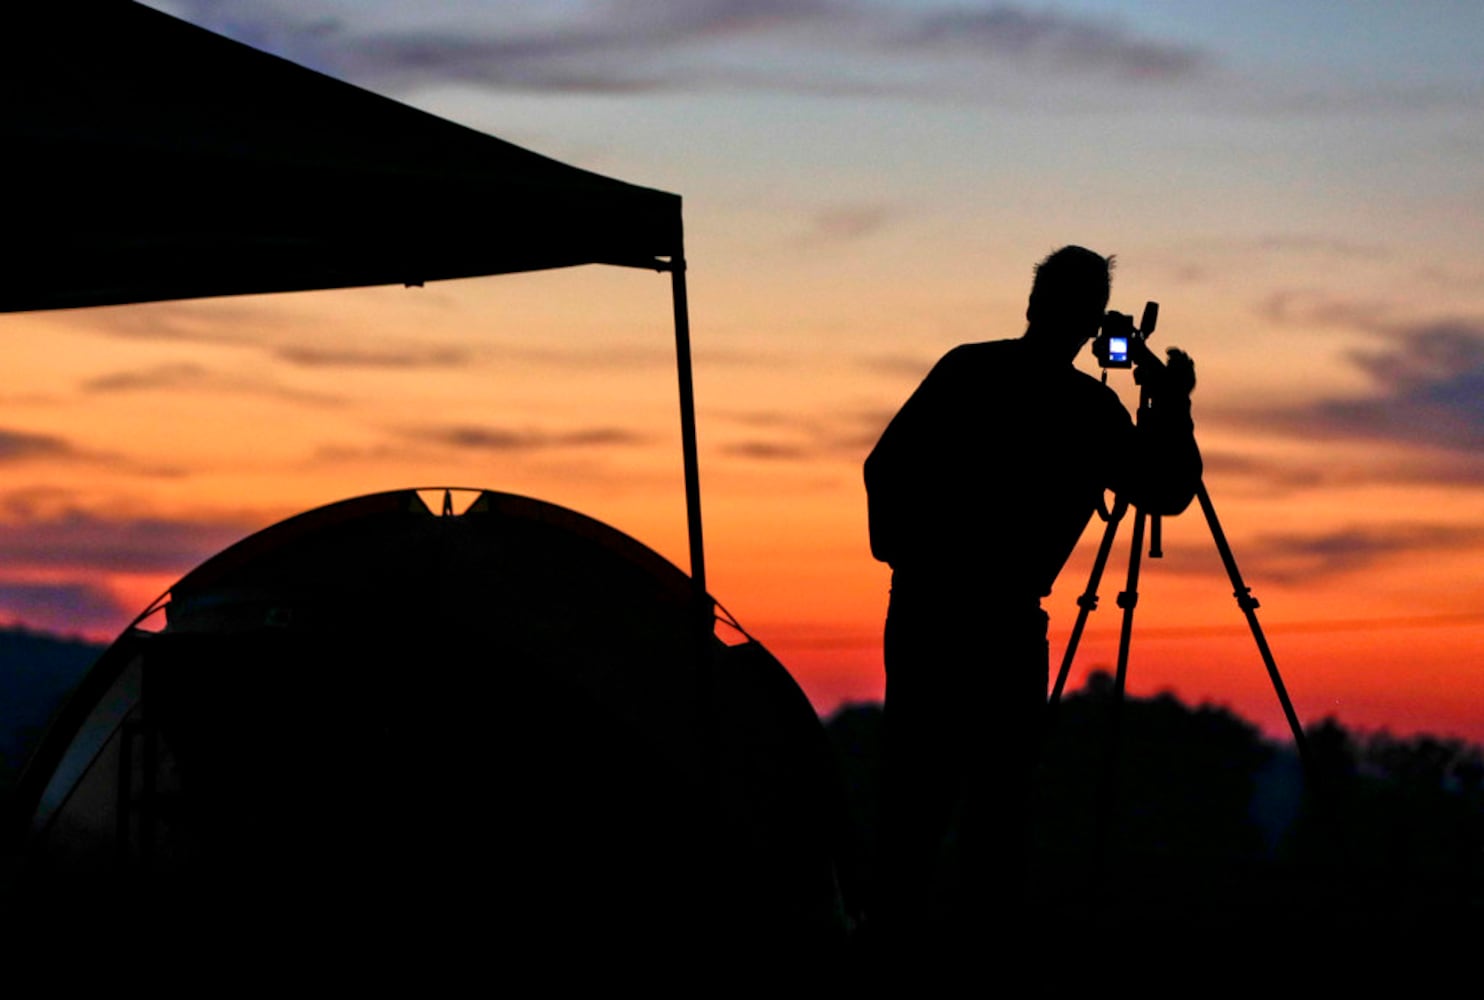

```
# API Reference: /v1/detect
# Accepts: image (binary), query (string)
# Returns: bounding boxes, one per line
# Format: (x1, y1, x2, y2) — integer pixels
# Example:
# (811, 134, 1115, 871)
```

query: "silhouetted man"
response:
(864, 245, 1200, 947)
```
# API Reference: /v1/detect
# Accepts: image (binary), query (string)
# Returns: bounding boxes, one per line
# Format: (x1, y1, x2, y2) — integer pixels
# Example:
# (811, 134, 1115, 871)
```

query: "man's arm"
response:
(864, 347, 964, 564)
(864, 434, 900, 564)
(865, 387, 927, 565)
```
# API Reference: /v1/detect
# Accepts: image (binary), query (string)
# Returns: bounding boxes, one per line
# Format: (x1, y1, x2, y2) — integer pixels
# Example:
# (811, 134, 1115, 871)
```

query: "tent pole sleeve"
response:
(671, 256, 707, 596)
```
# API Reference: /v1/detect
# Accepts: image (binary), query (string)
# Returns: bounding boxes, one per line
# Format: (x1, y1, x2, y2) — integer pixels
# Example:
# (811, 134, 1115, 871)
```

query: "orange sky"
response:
(3, 1, 1481, 745)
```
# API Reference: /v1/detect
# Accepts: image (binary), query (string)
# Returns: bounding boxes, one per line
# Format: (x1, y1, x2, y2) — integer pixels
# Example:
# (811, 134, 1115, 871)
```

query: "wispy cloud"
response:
(1256, 318, 1484, 456)
(64, 301, 666, 373)
(0, 427, 183, 478)
(147, 0, 1480, 115)
(801, 204, 893, 245)
(0, 581, 130, 636)
(889, 6, 1204, 81)
(1198, 450, 1331, 495)
(724, 440, 812, 460)
(83, 363, 213, 393)
(272, 343, 471, 369)
(0, 429, 75, 463)
(1244, 523, 1484, 584)
(81, 362, 339, 404)
(1153, 519, 1484, 585)
(1250, 235, 1388, 259)
(150, 0, 1209, 98)
(155, 0, 845, 94)
(66, 302, 470, 370)
(0, 506, 258, 574)
(860, 353, 936, 378)
(409, 424, 649, 452)
(718, 408, 888, 462)
(1255, 289, 1392, 330)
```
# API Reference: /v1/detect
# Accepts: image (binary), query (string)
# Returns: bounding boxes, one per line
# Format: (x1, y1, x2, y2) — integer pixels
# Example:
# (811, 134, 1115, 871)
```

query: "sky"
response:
(4, 1, 1482, 742)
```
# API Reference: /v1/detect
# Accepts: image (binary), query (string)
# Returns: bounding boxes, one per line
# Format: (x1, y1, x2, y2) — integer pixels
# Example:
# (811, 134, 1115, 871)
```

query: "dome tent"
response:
(14, 489, 848, 957)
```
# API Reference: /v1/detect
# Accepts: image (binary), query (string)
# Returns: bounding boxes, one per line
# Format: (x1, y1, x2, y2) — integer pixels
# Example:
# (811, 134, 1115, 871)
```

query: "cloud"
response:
(1152, 519, 1484, 585)
(861, 354, 936, 378)
(0, 500, 264, 639)
(155, 0, 846, 94)
(148, 0, 1208, 98)
(272, 344, 471, 369)
(1202, 445, 1484, 493)
(890, 6, 1205, 81)
(1251, 236, 1387, 260)
(0, 428, 184, 477)
(0, 429, 75, 463)
(74, 300, 251, 347)
(802, 204, 893, 245)
(1260, 319, 1484, 455)
(1243, 523, 1484, 584)
(723, 441, 812, 460)
(1198, 450, 1331, 495)
(1255, 289, 1391, 330)
(0, 506, 258, 574)
(61, 301, 477, 372)
(411, 424, 649, 451)
(81, 362, 339, 404)
(148, 0, 1480, 115)
(82, 363, 213, 393)
(718, 408, 887, 461)
(65, 300, 680, 377)
(0, 581, 131, 637)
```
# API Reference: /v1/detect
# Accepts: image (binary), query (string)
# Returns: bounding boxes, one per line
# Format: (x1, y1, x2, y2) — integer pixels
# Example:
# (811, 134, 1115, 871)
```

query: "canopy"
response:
(0, 2, 706, 588)
(0, 2, 682, 310)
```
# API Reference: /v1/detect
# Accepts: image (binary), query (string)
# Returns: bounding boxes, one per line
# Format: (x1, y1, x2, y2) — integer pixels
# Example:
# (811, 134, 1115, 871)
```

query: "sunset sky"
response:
(4, 1, 1482, 742)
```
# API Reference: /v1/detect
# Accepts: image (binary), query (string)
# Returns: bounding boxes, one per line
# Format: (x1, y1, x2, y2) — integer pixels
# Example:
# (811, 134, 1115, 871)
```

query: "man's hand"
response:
(1163, 348, 1196, 396)
(1133, 346, 1196, 399)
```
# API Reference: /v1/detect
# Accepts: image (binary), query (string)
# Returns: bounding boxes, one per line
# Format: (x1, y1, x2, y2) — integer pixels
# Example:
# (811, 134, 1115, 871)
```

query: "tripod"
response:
(1045, 379, 1316, 880)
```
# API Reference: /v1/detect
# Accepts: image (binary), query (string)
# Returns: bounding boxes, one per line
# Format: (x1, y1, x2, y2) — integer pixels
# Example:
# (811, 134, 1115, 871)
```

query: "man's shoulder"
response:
(1066, 364, 1127, 404)
(934, 338, 1022, 371)
(950, 337, 1021, 357)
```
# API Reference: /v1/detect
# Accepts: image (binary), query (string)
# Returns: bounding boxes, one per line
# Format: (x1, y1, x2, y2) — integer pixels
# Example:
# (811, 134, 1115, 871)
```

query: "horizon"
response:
(1, 1, 1481, 745)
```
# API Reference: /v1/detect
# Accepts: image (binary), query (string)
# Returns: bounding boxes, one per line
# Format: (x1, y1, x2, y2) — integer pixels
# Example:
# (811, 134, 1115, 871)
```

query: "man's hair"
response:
(1027, 245, 1114, 328)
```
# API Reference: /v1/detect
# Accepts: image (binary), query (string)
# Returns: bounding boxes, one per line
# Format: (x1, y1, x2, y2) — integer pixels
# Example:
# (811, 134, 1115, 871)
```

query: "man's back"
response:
(866, 338, 1132, 598)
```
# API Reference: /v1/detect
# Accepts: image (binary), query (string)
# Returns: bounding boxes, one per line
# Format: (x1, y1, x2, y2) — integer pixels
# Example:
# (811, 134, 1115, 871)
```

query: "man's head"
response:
(1025, 245, 1114, 359)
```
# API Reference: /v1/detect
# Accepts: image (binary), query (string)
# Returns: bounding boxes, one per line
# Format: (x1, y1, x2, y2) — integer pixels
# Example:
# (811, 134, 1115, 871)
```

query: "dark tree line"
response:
(826, 671, 1483, 941)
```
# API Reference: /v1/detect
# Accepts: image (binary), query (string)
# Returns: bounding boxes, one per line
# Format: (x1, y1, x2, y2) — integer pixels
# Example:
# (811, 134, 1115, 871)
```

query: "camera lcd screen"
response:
(1109, 336, 1129, 362)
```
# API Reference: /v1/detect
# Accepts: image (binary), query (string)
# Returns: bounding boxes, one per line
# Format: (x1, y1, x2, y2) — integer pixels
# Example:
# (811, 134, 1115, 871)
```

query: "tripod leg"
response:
(1111, 509, 1148, 707)
(1091, 507, 1147, 888)
(1195, 482, 1314, 776)
(1048, 506, 1124, 708)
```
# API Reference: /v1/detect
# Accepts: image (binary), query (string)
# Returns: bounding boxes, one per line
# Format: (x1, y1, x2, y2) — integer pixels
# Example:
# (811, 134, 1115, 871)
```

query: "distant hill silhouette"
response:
(0, 627, 103, 796)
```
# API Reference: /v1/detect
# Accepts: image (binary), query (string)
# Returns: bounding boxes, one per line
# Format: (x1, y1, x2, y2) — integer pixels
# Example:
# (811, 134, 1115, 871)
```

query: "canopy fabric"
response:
(0, 2, 684, 313)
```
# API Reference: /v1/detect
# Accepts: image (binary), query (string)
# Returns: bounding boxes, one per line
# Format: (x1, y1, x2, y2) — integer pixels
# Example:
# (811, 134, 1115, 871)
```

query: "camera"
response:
(1091, 301, 1159, 369)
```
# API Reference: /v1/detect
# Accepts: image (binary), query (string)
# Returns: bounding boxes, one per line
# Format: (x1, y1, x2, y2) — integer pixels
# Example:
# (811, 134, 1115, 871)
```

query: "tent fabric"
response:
(0, 2, 683, 313)
(12, 488, 847, 957)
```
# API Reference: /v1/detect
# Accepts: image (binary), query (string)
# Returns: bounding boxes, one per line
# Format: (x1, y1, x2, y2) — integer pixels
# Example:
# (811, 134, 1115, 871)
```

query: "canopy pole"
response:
(670, 253, 707, 597)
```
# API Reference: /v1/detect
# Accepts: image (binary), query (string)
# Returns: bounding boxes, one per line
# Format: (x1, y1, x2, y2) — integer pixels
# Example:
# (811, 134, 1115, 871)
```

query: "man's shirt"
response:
(865, 338, 1201, 599)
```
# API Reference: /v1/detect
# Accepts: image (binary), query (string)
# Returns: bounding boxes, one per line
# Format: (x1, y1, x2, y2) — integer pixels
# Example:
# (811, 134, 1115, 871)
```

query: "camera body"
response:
(1091, 301, 1159, 369)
